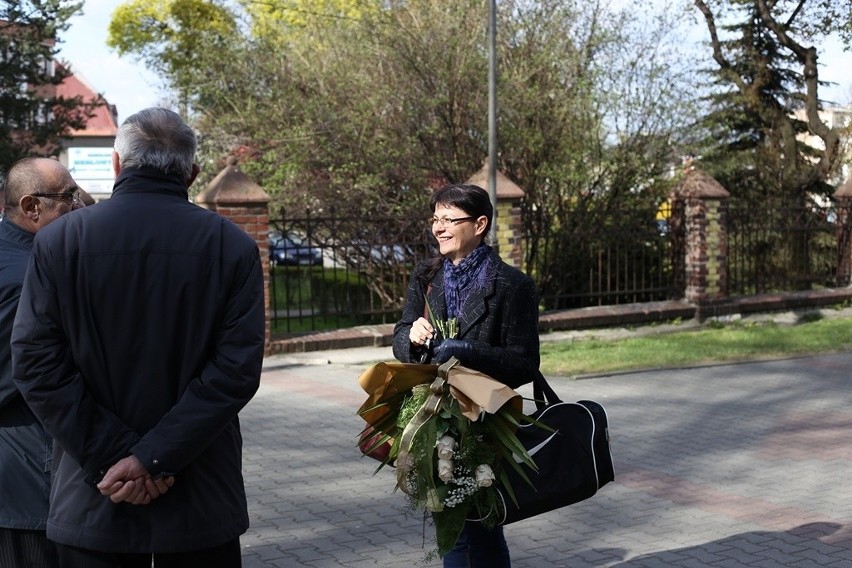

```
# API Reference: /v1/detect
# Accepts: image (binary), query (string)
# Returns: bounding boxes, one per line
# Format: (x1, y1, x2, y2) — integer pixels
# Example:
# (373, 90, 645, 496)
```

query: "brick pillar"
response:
(466, 162, 526, 270)
(673, 169, 730, 306)
(495, 196, 524, 269)
(835, 178, 852, 286)
(195, 158, 272, 352)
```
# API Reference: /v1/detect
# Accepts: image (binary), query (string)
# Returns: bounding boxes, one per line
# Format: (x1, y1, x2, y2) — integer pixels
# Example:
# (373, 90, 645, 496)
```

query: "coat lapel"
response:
(425, 270, 447, 323)
(457, 280, 494, 338)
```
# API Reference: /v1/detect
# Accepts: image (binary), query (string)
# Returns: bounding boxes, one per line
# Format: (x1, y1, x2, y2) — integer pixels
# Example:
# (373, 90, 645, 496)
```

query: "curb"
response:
(265, 289, 852, 355)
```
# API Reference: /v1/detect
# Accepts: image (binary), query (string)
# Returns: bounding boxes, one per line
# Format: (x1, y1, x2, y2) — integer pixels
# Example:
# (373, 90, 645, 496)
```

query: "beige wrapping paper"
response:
(445, 365, 523, 419)
(357, 361, 437, 424)
(358, 359, 521, 425)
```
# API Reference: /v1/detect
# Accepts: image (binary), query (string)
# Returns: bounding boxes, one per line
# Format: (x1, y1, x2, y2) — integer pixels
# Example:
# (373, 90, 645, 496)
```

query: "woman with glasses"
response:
(392, 183, 540, 568)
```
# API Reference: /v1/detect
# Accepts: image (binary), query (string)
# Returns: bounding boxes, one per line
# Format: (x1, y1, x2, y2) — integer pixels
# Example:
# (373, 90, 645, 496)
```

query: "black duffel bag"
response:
(492, 371, 614, 525)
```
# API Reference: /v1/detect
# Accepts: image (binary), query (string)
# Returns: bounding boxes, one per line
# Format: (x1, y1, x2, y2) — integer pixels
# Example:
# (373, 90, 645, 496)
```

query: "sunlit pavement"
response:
(239, 349, 852, 567)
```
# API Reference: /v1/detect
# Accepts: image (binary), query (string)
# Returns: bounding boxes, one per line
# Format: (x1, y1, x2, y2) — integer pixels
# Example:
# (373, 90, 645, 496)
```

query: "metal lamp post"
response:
(487, 0, 498, 244)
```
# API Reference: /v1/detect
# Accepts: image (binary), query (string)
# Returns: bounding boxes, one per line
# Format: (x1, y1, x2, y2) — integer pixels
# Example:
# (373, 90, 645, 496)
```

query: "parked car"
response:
(268, 231, 323, 266)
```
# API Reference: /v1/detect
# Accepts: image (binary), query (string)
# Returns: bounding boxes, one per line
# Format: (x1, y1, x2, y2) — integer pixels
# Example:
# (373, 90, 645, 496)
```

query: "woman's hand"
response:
(408, 316, 435, 347)
(433, 338, 474, 364)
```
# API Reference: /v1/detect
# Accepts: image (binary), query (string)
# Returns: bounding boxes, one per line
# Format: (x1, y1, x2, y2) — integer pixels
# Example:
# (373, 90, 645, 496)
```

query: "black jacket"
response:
(11, 167, 265, 552)
(0, 218, 51, 530)
(392, 248, 540, 389)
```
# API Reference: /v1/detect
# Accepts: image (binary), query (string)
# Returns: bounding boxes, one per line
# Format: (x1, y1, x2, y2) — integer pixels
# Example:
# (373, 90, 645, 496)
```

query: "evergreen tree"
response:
(694, 0, 848, 290)
(695, 0, 844, 205)
(0, 0, 95, 172)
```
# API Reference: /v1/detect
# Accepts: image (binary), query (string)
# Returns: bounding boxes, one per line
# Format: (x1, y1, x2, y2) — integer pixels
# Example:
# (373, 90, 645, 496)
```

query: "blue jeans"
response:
(443, 522, 511, 568)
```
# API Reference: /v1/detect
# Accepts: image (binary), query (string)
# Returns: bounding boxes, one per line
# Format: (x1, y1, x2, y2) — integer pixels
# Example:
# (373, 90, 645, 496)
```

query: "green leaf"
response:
(433, 505, 468, 557)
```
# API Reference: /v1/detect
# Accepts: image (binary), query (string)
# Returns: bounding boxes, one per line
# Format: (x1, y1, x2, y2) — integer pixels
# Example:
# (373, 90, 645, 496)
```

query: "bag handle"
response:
(532, 369, 562, 409)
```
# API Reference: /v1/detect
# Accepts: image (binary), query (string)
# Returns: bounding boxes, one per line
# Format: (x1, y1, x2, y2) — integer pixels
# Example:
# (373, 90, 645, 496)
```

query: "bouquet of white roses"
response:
(357, 358, 539, 558)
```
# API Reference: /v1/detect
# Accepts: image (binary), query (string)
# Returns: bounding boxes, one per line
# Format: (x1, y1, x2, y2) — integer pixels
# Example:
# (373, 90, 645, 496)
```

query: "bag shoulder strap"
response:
(533, 369, 562, 409)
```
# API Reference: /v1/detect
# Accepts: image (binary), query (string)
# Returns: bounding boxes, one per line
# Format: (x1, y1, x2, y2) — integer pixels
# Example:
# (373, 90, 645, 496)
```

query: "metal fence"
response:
(268, 208, 436, 335)
(526, 201, 685, 310)
(269, 204, 686, 335)
(726, 200, 840, 294)
(268, 200, 847, 335)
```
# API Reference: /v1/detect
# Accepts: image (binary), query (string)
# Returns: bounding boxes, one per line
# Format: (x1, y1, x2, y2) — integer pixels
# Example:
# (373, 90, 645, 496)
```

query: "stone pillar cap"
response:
(466, 161, 525, 199)
(675, 168, 730, 199)
(196, 157, 269, 205)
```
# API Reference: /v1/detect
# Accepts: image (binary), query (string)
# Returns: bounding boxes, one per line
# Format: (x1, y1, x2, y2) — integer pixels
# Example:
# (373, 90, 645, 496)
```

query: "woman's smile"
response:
(432, 204, 486, 264)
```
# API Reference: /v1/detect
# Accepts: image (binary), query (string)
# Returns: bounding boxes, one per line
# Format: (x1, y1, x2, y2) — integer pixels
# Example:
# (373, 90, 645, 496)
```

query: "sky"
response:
(60, 0, 163, 123)
(59, 0, 852, 126)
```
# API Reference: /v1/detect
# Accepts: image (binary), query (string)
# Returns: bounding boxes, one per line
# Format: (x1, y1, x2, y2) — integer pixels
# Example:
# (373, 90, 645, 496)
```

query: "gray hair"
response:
(113, 108, 197, 180)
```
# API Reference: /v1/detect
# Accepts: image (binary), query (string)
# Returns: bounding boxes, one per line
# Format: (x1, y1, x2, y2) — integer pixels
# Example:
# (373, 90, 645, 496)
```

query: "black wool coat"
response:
(0, 218, 51, 531)
(11, 167, 266, 553)
(392, 248, 540, 389)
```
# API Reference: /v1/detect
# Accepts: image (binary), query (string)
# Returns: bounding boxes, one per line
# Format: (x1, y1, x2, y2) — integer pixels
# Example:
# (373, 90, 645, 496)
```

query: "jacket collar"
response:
(0, 217, 35, 252)
(112, 167, 190, 200)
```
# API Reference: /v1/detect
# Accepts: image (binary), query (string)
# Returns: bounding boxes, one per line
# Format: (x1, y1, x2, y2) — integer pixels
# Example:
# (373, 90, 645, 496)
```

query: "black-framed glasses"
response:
(429, 216, 475, 228)
(30, 189, 81, 205)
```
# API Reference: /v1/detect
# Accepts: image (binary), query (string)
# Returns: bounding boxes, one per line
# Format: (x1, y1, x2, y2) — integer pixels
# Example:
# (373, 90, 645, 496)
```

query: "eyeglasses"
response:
(429, 216, 475, 228)
(30, 189, 82, 205)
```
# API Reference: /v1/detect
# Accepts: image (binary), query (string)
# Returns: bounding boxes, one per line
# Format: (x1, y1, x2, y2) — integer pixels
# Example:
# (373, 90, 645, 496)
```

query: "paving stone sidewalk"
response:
(239, 351, 852, 567)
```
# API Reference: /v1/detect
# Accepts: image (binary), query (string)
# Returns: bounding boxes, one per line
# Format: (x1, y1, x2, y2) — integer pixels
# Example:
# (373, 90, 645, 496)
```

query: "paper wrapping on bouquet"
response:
(444, 364, 523, 419)
(357, 361, 438, 424)
(357, 359, 521, 420)
(356, 359, 522, 463)
(357, 362, 436, 462)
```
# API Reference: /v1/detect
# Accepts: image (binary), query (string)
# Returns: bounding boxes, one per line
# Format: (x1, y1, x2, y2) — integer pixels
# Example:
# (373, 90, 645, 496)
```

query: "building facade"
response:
(55, 64, 118, 202)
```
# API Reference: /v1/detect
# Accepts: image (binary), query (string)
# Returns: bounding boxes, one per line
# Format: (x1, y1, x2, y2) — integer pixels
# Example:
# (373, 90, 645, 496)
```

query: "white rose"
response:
(475, 464, 495, 487)
(425, 488, 444, 512)
(438, 458, 454, 482)
(436, 435, 456, 460)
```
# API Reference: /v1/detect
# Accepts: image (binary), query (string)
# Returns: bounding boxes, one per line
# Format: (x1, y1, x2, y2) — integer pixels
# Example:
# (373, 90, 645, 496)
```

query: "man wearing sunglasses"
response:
(0, 157, 84, 567)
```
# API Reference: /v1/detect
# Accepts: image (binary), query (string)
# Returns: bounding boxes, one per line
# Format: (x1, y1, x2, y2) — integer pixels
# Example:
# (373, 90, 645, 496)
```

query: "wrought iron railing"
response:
(526, 201, 684, 310)
(726, 200, 840, 295)
(269, 200, 847, 335)
(268, 208, 436, 335)
(269, 204, 686, 335)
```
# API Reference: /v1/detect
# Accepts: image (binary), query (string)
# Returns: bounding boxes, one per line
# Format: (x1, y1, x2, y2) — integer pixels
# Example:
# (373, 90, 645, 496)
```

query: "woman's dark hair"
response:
(430, 183, 493, 236)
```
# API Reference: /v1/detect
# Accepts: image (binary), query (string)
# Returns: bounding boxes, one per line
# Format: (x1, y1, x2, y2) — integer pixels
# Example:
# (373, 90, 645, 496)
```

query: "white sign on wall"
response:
(67, 147, 114, 194)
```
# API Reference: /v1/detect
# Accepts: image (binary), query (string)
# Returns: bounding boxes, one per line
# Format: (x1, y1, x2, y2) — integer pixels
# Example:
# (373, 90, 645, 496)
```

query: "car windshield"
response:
(269, 232, 307, 248)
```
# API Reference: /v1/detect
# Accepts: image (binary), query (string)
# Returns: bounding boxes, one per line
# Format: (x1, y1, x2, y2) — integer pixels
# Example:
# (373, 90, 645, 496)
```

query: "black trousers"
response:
(0, 527, 59, 568)
(55, 538, 241, 568)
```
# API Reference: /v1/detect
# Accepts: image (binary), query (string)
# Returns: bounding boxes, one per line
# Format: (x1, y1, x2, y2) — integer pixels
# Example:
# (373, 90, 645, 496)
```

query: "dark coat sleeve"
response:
(392, 260, 433, 364)
(11, 251, 141, 482)
(0, 284, 22, 408)
(130, 253, 265, 477)
(392, 280, 422, 364)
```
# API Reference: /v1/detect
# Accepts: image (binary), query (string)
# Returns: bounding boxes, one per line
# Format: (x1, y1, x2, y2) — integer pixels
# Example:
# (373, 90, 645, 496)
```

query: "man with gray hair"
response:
(11, 108, 265, 567)
(0, 157, 83, 567)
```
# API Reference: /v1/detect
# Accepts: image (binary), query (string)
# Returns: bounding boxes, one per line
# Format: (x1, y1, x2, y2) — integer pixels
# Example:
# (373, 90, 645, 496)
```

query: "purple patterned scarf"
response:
(443, 244, 493, 319)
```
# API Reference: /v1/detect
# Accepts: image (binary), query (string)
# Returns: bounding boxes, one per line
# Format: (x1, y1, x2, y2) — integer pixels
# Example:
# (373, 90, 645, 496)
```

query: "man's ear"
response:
(186, 163, 201, 188)
(112, 151, 121, 178)
(19, 195, 39, 221)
